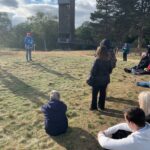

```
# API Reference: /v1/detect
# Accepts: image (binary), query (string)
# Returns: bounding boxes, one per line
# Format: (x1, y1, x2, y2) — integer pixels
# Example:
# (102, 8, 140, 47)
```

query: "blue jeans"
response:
(26, 48, 32, 61)
(136, 81, 150, 88)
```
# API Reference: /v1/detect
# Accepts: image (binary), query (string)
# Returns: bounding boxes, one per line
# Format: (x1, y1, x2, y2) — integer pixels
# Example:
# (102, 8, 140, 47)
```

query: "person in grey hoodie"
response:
(98, 107, 150, 150)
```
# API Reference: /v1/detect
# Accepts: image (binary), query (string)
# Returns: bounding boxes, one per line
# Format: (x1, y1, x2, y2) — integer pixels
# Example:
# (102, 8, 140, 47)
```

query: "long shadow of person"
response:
(99, 108, 124, 118)
(107, 97, 138, 106)
(0, 69, 48, 106)
(51, 127, 102, 150)
(31, 62, 77, 81)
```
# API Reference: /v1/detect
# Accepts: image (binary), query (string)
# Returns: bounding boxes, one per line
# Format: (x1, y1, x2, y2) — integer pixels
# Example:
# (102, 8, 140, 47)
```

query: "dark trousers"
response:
(91, 85, 107, 109)
(102, 130, 131, 150)
(26, 48, 32, 61)
(123, 53, 127, 61)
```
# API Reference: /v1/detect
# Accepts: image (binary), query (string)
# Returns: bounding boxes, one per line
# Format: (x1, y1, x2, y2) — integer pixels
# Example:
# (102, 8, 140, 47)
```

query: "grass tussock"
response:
(0, 50, 149, 150)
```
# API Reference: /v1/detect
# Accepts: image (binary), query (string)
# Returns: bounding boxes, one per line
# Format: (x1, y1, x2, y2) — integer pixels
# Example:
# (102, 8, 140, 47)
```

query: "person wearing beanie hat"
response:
(24, 32, 34, 62)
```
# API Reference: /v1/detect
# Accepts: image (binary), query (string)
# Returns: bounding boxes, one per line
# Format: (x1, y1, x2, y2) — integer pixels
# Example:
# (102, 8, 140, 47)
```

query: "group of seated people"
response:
(124, 47, 150, 75)
(124, 45, 150, 88)
(40, 44, 150, 149)
(41, 90, 150, 150)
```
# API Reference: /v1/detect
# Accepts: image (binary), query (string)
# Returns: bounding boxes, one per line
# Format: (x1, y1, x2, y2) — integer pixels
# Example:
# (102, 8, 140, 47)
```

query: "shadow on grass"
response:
(0, 69, 48, 106)
(51, 127, 101, 150)
(31, 62, 77, 81)
(99, 108, 124, 118)
(107, 97, 138, 106)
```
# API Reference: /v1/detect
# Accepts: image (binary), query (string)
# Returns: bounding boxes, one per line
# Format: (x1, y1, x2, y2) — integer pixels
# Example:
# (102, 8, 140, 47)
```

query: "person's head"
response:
(96, 46, 109, 60)
(124, 107, 145, 130)
(26, 32, 31, 36)
(138, 91, 150, 116)
(50, 90, 60, 100)
(141, 52, 147, 58)
(100, 38, 112, 50)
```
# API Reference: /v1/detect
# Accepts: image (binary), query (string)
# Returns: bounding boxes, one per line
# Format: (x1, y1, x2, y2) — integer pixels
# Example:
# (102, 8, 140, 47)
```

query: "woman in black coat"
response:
(89, 46, 113, 111)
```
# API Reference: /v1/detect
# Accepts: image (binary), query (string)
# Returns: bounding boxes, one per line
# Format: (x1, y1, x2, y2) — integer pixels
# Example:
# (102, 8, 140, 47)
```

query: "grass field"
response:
(0, 50, 149, 150)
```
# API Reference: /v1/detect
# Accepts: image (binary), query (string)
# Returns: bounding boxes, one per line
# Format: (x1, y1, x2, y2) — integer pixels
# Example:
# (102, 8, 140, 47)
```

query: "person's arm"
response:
(41, 104, 48, 113)
(63, 102, 67, 112)
(90, 59, 98, 77)
(103, 123, 132, 136)
(98, 132, 133, 150)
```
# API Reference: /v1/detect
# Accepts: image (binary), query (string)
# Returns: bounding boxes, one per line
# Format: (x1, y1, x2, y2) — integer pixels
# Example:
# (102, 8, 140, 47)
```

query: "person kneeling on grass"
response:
(41, 90, 68, 136)
(98, 107, 150, 150)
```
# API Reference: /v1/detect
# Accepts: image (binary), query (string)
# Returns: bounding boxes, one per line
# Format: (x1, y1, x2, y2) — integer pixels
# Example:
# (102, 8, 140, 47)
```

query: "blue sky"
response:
(0, 0, 96, 27)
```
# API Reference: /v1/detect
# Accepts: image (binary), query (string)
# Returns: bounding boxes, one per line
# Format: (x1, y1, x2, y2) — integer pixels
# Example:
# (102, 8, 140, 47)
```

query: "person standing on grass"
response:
(88, 46, 113, 111)
(24, 32, 34, 62)
(41, 90, 68, 136)
(122, 43, 130, 61)
(98, 107, 150, 150)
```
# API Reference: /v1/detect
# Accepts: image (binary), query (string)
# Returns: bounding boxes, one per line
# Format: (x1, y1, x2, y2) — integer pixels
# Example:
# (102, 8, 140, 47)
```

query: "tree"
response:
(0, 12, 11, 47)
(76, 21, 96, 49)
(134, 0, 150, 49)
(90, 0, 117, 40)
(28, 12, 58, 50)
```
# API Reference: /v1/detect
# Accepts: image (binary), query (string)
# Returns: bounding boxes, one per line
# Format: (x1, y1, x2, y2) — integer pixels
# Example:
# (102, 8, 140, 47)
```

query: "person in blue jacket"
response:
(24, 32, 34, 62)
(41, 90, 68, 136)
(122, 43, 130, 61)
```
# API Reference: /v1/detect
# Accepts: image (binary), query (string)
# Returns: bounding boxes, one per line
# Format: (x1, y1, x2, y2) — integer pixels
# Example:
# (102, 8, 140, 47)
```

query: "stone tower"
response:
(58, 0, 75, 48)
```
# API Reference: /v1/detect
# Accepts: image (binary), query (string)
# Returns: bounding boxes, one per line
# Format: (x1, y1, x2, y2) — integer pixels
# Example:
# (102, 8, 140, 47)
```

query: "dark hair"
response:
(124, 107, 145, 127)
(96, 46, 110, 60)
(100, 39, 112, 50)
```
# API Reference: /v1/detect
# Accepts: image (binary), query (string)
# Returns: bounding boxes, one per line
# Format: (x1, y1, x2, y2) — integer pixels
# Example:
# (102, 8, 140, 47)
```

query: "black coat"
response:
(90, 58, 112, 87)
(137, 56, 150, 69)
(41, 99, 68, 136)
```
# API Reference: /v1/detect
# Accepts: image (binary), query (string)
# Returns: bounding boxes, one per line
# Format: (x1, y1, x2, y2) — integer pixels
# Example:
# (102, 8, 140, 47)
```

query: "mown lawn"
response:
(0, 50, 149, 150)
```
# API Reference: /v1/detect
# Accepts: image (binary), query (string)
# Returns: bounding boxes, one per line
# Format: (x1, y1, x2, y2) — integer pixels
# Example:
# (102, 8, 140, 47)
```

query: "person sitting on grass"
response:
(98, 107, 150, 150)
(110, 91, 150, 140)
(124, 52, 150, 75)
(138, 91, 150, 122)
(41, 90, 68, 136)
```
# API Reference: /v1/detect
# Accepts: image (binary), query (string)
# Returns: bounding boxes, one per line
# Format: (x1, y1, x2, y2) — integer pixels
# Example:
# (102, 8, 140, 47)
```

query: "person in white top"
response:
(98, 107, 150, 150)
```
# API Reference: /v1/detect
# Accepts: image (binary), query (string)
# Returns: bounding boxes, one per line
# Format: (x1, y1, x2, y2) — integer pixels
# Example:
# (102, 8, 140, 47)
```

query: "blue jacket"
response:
(41, 99, 68, 136)
(24, 35, 33, 48)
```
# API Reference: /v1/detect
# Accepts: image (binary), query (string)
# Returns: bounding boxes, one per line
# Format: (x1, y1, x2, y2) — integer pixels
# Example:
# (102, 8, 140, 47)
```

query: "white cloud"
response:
(0, 0, 96, 27)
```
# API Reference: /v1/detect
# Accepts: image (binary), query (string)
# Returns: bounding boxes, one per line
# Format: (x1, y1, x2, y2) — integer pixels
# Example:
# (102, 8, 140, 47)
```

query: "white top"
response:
(98, 123, 150, 150)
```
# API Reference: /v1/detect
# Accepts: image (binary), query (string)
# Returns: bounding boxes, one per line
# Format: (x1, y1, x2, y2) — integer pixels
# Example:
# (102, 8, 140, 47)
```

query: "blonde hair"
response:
(138, 91, 150, 116)
(50, 90, 60, 100)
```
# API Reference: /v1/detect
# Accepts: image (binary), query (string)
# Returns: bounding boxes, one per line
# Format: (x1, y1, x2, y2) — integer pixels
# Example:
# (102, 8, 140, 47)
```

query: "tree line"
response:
(0, 12, 58, 50)
(0, 0, 150, 50)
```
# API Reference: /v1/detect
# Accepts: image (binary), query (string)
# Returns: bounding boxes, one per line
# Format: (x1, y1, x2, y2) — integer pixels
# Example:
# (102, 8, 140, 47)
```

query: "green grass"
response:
(0, 50, 149, 150)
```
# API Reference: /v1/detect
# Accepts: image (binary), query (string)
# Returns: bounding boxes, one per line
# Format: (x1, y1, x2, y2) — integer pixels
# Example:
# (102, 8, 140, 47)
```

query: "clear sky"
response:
(0, 0, 96, 27)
